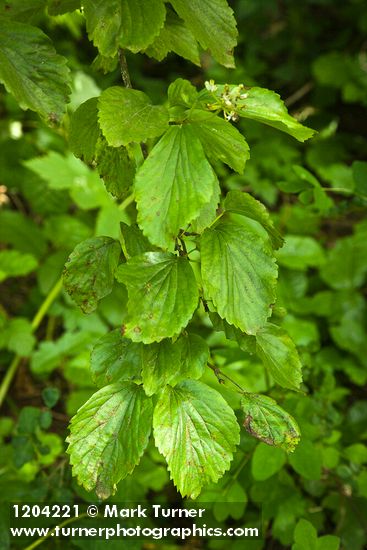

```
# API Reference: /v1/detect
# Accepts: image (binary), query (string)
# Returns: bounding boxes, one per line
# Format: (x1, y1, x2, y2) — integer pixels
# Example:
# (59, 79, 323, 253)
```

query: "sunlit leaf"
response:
(116, 252, 199, 343)
(153, 380, 239, 498)
(67, 382, 153, 499)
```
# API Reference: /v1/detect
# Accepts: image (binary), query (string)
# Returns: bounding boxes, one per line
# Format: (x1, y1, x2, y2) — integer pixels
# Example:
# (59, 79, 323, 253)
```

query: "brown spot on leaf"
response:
(243, 415, 275, 446)
(47, 112, 59, 126)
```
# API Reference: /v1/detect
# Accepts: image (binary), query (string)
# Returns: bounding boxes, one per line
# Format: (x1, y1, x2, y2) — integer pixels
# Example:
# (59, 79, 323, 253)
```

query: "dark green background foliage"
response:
(0, 0, 367, 548)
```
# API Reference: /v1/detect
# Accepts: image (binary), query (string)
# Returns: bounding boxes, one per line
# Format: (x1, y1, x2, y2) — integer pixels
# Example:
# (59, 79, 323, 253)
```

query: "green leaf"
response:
(170, 0, 238, 68)
(42, 387, 61, 408)
(142, 333, 209, 395)
(96, 202, 131, 239)
(95, 140, 136, 200)
(21, 183, 69, 217)
(91, 329, 143, 388)
(177, 333, 209, 382)
(312, 52, 352, 88)
(84, 0, 166, 57)
(92, 53, 118, 75)
(0, 210, 47, 257)
(67, 382, 153, 499)
(251, 442, 286, 480)
(292, 165, 334, 213)
(98, 87, 169, 147)
(357, 470, 367, 498)
(239, 87, 315, 141)
(69, 71, 101, 111)
(320, 232, 367, 289)
(289, 439, 322, 480)
(116, 252, 199, 343)
(318, 163, 354, 194)
(119, 223, 153, 259)
(224, 190, 284, 249)
(135, 124, 218, 250)
(153, 379, 239, 498)
(24, 151, 93, 191)
(316, 536, 340, 550)
(188, 110, 250, 174)
(202, 84, 315, 142)
(63, 237, 121, 313)
(0, 250, 38, 283)
(344, 443, 367, 465)
(352, 161, 367, 197)
(168, 78, 198, 108)
(283, 315, 320, 351)
(44, 215, 92, 251)
(47, 0, 80, 15)
(209, 311, 257, 354)
(322, 447, 340, 470)
(69, 97, 100, 164)
(30, 331, 98, 376)
(142, 340, 182, 396)
(17, 406, 42, 435)
(241, 393, 300, 452)
(201, 220, 278, 335)
(0, 19, 70, 122)
(0, 0, 47, 22)
(256, 323, 303, 391)
(292, 519, 317, 550)
(190, 178, 221, 234)
(276, 235, 325, 270)
(292, 519, 339, 550)
(146, 9, 200, 66)
(0, 318, 36, 357)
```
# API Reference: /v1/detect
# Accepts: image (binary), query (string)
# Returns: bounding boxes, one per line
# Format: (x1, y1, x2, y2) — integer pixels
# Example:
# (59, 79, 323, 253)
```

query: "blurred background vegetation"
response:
(0, 0, 367, 548)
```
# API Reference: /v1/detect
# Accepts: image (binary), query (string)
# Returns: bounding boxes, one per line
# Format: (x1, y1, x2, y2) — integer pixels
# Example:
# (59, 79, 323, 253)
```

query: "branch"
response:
(285, 81, 313, 107)
(207, 362, 246, 393)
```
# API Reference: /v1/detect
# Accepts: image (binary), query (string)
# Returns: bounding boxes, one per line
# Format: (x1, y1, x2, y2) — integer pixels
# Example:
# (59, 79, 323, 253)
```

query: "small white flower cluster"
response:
(204, 81, 249, 122)
(204, 79, 217, 93)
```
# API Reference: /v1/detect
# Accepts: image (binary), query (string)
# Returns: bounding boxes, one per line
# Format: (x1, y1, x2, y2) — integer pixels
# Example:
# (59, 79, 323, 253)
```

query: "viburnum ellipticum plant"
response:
(0, 0, 316, 500)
